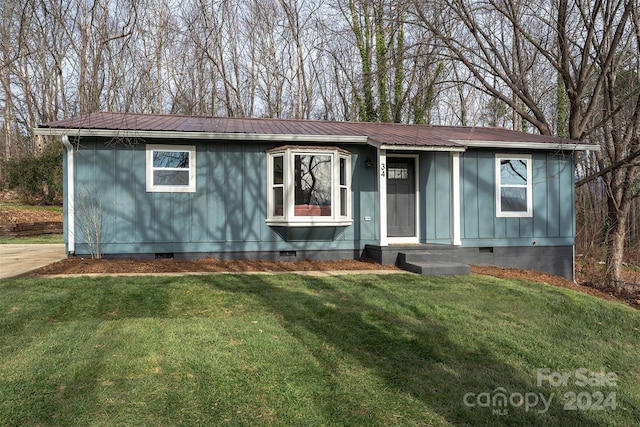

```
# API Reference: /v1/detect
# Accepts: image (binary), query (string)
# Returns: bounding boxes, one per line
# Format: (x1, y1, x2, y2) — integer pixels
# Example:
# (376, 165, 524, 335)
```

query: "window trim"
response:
(267, 146, 353, 227)
(495, 154, 532, 217)
(146, 144, 196, 193)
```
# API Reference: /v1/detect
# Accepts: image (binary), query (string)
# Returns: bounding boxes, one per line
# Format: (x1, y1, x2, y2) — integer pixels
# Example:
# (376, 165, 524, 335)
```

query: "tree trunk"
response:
(348, 0, 376, 122)
(602, 152, 639, 290)
(605, 203, 629, 292)
(374, 0, 389, 122)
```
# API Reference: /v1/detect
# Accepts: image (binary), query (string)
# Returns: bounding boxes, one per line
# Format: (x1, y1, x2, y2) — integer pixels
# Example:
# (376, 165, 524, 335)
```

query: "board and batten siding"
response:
(70, 137, 379, 257)
(420, 151, 452, 244)
(459, 150, 575, 247)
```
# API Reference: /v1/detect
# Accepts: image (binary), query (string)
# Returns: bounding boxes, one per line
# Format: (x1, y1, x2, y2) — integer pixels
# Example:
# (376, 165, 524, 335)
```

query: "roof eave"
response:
(35, 127, 597, 152)
(458, 140, 600, 152)
(33, 127, 370, 144)
(378, 143, 466, 152)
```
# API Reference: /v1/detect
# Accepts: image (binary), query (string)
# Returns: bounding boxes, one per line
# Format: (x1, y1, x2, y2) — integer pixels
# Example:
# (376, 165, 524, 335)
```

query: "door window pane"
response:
(388, 163, 409, 180)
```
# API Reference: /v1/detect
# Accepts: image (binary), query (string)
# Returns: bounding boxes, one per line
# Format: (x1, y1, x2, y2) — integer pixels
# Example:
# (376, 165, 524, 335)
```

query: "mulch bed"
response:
(35, 257, 401, 275)
(471, 265, 635, 308)
(32, 257, 639, 310)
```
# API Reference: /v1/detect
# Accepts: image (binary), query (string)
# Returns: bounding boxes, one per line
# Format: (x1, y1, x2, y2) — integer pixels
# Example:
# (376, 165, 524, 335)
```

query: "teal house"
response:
(36, 112, 597, 279)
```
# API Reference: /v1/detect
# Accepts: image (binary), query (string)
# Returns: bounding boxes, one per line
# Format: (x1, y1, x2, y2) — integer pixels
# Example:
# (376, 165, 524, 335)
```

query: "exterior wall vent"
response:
(155, 253, 174, 259)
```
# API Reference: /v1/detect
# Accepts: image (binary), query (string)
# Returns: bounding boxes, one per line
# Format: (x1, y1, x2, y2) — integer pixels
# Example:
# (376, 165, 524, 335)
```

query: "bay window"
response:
(267, 147, 352, 226)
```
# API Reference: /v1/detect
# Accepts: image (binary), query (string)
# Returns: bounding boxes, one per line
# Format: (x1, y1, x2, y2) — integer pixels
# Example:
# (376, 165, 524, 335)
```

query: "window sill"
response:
(146, 186, 196, 193)
(266, 218, 353, 227)
(496, 212, 533, 218)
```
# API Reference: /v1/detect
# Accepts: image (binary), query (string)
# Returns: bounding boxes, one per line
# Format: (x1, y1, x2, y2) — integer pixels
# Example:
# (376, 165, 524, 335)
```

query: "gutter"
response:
(367, 139, 466, 152)
(61, 135, 75, 255)
(456, 140, 599, 152)
(33, 128, 370, 144)
(379, 144, 466, 152)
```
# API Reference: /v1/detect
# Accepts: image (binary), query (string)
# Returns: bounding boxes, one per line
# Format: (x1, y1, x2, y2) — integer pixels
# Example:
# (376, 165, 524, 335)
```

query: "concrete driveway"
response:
(0, 244, 66, 279)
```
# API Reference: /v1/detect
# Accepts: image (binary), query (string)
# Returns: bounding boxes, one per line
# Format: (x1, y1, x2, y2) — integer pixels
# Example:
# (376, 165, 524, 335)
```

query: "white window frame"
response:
(146, 144, 196, 193)
(495, 154, 532, 217)
(267, 147, 352, 226)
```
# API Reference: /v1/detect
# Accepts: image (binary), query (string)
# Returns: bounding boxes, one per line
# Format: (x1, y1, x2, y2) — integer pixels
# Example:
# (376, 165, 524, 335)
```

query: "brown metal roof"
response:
(39, 112, 591, 149)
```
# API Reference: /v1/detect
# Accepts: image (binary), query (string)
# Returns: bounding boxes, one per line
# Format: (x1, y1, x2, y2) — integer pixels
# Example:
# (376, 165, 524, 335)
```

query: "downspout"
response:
(62, 135, 75, 255)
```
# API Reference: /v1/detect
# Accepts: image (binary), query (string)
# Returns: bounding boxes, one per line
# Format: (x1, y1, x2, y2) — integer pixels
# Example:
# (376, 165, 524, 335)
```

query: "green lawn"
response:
(0, 234, 63, 244)
(0, 201, 62, 212)
(1, 273, 638, 426)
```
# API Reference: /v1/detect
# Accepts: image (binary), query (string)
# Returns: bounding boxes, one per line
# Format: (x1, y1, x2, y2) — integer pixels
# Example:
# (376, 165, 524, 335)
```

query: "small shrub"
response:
(2, 143, 63, 205)
(77, 185, 103, 259)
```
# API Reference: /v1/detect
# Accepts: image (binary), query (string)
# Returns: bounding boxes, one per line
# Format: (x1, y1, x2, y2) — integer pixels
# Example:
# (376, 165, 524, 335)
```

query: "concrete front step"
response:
(401, 260, 471, 276)
(401, 251, 457, 263)
(398, 251, 470, 276)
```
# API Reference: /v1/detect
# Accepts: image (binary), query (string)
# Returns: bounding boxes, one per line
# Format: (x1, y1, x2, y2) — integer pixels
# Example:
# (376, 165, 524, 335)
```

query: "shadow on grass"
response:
(209, 273, 605, 426)
(0, 279, 175, 425)
(0, 274, 619, 426)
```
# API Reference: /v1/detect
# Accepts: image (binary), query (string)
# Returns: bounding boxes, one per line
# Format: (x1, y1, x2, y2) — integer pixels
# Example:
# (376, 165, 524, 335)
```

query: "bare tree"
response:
(336, 0, 447, 122)
(414, 0, 557, 133)
(78, 186, 103, 259)
(417, 0, 640, 288)
(279, 0, 310, 118)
